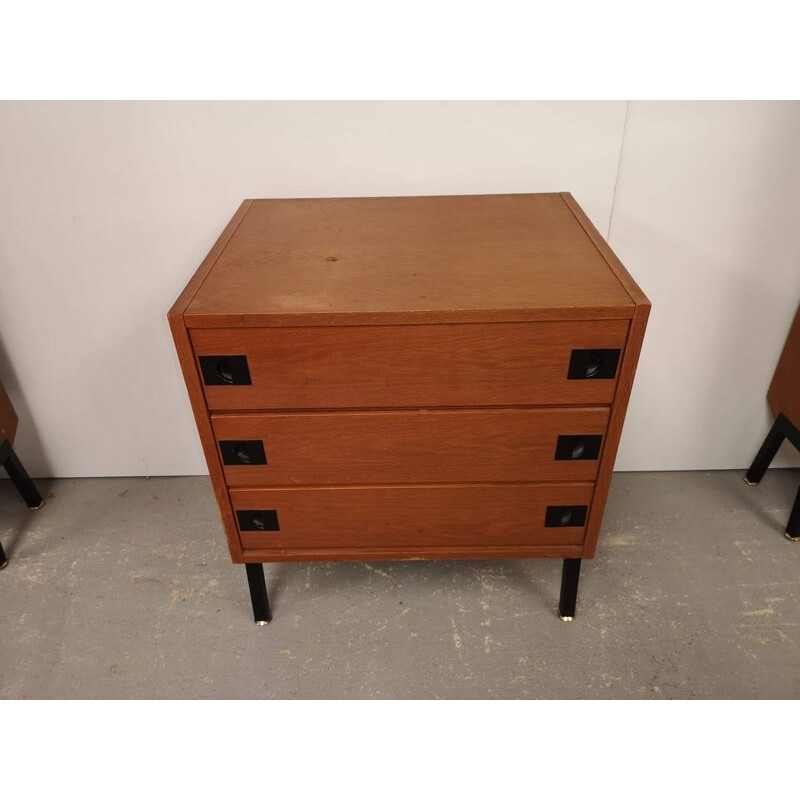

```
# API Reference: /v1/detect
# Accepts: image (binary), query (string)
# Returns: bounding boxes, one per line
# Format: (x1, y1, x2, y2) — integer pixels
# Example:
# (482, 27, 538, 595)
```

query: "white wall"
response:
(0, 101, 797, 477)
(612, 101, 800, 470)
(0, 101, 627, 477)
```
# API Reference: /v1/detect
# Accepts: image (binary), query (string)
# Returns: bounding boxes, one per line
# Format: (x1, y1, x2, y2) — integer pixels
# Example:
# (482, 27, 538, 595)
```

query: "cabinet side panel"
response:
(582, 303, 650, 557)
(767, 303, 800, 424)
(0, 381, 19, 446)
(169, 314, 244, 561)
(167, 201, 254, 564)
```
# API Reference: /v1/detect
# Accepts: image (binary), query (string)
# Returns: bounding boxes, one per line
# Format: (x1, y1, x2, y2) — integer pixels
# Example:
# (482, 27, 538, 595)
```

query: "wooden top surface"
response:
(181, 193, 645, 327)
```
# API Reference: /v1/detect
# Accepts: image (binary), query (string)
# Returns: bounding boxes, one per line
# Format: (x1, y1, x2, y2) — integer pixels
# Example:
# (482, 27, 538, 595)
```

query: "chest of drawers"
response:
(168, 193, 650, 624)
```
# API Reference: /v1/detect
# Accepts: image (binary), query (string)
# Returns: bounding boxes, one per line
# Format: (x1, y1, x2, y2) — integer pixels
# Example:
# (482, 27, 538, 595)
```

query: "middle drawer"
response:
(212, 407, 610, 486)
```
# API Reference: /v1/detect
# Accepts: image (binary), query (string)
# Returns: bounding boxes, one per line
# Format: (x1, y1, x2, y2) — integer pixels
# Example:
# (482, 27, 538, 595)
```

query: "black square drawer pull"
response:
(554, 435, 603, 461)
(220, 440, 267, 466)
(568, 349, 620, 380)
(237, 510, 280, 532)
(199, 355, 252, 386)
(545, 505, 588, 527)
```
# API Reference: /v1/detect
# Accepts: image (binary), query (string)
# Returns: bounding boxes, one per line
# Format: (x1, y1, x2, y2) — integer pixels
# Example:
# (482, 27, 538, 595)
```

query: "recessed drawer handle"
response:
(237, 510, 280, 531)
(235, 444, 253, 463)
(585, 354, 601, 378)
(545, 505, 588, 527)
(220, 440, 268, 466)
(554, 435, 603, 461)
(217, 357, 234, 383)
(567, 349, 621, 380)
(198, 355, 252, 386)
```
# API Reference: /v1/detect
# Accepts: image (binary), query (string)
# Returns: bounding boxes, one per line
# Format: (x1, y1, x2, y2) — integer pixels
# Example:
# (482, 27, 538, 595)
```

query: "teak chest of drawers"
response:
(168, 193, 650, 624)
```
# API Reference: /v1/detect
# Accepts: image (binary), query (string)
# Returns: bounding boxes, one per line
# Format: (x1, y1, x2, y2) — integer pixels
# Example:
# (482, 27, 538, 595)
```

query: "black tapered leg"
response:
(1, 441, 44, 509)
(0, 539, 7, 569)
(786, 485, 800, 541)
(745, 419, 786, 486)
(558, 558, 581, 621)
(245, 563, 272, 625)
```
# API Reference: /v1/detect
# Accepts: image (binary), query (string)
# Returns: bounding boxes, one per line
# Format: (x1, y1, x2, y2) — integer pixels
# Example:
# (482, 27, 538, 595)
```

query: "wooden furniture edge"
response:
(560, 191, 651, 557)
(241, 544, 584, 562)
(168, 200, 254, 318)
(0, 381, 19, 446)
(582, 303, 650, 557)
(210, 405, 612, 418)
(183, 306, 636, 328)
(168, 201, 255, 563)
(767, 302, 800, 421)
(207, 403, 626, 414)
(169, 316, 243, 561)
(560, 192, 651, 308)
(230, 480, 595, 493)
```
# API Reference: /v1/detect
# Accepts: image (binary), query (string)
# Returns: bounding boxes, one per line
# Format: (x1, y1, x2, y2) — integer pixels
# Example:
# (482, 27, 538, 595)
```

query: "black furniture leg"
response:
(558, 558, 581, 621)
(0, 539, 6, 569)
(786, 485, 800, 541)
(1, 441, 44, 509)
(744, 414, 800, 541)
(245, 563, 272, 625)
(744, 418, 786, 486)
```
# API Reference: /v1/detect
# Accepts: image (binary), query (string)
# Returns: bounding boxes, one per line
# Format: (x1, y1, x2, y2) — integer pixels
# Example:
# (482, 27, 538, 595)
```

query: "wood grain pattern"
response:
(231, 483, 594, 551)
(193, 320, 629, 411)
(562, 191, 651, 557)
(0, 380, 18, 446)
(167, 201, 254, 563)
(240, 544, 584, 563)
(560, 192, 650, 307)
(212, 407, 610, 486)
(183, 194, 636, 328)
(168, 200, 254, 320)
(767, 303, 800, 425)
(582, 302, 650, 558)
(169, 193, 650, 571)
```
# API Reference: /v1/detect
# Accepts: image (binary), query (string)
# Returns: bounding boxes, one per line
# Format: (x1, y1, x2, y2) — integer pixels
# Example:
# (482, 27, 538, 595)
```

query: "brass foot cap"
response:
(784, 532, 800, 542)
(255, 620, 270, 626)
(30, 499, 45, 510)
(559, 615, 574, 622)
(743, 477, 759, 487)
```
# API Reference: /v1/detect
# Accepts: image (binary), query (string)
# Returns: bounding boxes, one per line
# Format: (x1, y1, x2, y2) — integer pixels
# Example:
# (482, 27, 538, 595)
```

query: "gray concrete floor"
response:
(1, 470, 799, 699)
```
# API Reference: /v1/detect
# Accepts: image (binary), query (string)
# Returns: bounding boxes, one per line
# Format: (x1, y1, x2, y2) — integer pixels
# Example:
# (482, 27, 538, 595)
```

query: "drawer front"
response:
(230, 483, 594, 550)
(213, 407, 610, 486)
(191, 321, 628, 410)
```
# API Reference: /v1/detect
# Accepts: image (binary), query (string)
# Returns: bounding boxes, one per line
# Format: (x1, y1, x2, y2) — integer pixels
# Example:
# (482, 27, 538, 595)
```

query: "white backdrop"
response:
(611, 101, 800, 470)
(0, 101, 797, 477)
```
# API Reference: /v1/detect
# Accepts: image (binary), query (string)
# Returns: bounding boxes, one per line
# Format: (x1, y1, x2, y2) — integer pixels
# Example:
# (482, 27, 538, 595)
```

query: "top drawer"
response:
(191, 320, 629, 411)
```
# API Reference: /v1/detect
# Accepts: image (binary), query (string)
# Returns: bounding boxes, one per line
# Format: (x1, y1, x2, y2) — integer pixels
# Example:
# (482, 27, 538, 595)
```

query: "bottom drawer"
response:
(230, 483, 594, 551)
